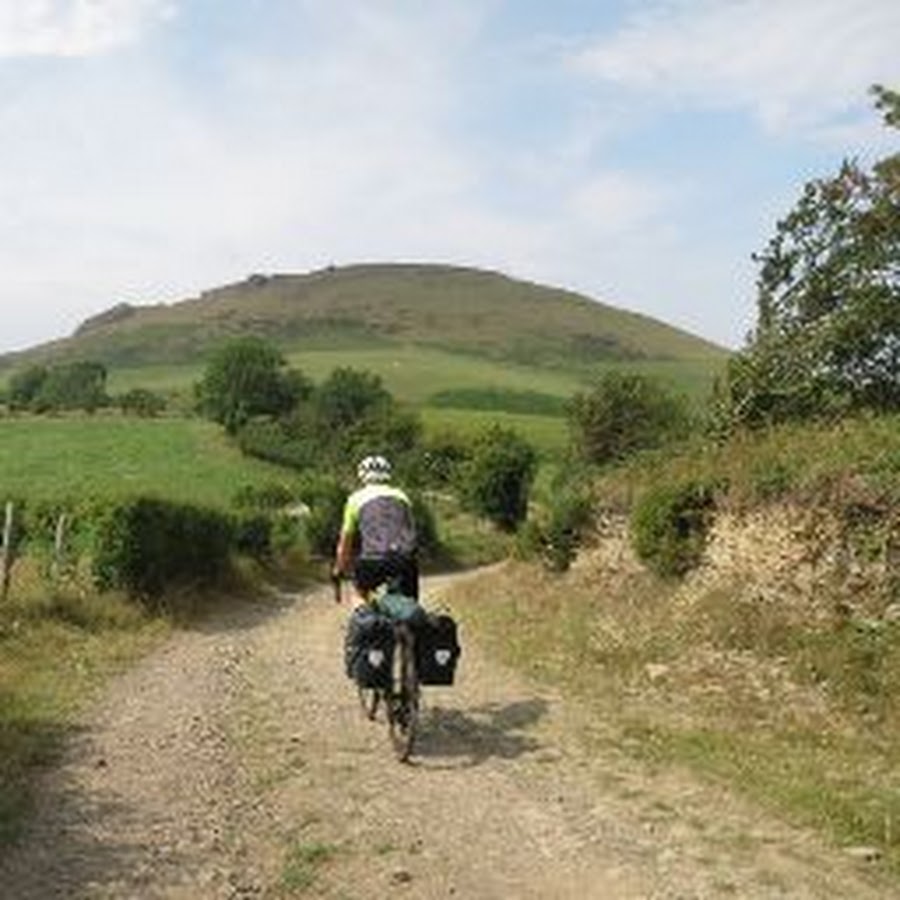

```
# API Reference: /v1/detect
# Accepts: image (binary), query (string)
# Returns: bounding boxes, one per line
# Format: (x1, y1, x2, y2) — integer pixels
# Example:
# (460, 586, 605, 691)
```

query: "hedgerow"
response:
(91, 497, 234, 598)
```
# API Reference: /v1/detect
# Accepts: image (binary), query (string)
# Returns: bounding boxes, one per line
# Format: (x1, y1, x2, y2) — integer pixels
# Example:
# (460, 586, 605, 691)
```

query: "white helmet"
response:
(357, 454, 392, 484)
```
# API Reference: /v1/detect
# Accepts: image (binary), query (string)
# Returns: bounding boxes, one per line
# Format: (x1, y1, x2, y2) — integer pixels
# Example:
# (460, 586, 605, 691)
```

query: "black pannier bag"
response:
(414, 613, 461, 685)
(345, 606, 394, 689)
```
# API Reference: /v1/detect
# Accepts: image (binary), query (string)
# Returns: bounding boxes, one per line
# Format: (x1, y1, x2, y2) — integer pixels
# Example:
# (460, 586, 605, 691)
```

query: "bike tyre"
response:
(388, 626, 419, 762)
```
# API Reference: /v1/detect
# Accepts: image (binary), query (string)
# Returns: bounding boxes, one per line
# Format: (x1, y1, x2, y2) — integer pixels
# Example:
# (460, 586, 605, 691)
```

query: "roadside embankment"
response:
(450, 501, 900, 878)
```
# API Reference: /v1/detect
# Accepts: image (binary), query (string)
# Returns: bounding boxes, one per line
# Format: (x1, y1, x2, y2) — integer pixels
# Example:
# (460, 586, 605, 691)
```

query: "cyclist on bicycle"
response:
(333, 454, 419, 602)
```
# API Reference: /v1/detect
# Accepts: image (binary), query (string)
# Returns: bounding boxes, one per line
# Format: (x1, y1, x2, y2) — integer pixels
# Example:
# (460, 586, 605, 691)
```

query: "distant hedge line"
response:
(427, 387, 567, 417)
(3, 495, 272, 600)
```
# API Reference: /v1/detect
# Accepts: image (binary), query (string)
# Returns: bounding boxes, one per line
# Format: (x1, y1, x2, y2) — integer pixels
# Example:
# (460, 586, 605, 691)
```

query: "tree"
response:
(308, 367, 420, 466)
(196, 337, 309, 433)
(723, 85, 900, 427)
(313, 367, 392, 431)
(8, 361, 110, 413)
(7, 365, 49, 411)
(568, 371, 690, 465)
(459, 425, 536, 531)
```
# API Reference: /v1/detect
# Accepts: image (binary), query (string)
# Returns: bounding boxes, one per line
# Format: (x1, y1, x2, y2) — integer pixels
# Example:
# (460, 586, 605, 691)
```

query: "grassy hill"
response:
(0, 264, 729, 454)
(0, 263, 726, 373)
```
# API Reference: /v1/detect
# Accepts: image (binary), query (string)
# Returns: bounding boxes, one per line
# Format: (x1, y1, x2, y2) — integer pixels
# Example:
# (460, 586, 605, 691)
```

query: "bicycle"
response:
(334, 575, 421, 762)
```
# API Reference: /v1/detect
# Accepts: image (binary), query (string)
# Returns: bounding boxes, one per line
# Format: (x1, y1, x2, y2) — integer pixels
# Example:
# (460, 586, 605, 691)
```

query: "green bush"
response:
(409, 492, 440, 562)
(630, 481, 715, 578)
(91, 497, 234, 598)
(541, 489, 595, 572)
(232, 514, 273, 560)
(7, 361, 109, 413)
(236, 419, 315, 470)
(568, 371, 691, 466)
(408, 431, 471, 488)
(297, 475, 347, 559)
(459, 425, 537, 532)
(271, 513, 305, 554)
(514, 486, 594, 572)
(118, 388, 166, 417)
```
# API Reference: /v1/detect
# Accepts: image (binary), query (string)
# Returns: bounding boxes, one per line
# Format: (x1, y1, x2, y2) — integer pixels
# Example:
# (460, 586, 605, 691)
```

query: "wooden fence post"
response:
(52, 512, 68, 585)
(1, 501, 14, 602)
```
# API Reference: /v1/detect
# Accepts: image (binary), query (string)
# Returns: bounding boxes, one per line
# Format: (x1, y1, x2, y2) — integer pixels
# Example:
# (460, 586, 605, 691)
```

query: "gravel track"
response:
(0, 576, 891, 898)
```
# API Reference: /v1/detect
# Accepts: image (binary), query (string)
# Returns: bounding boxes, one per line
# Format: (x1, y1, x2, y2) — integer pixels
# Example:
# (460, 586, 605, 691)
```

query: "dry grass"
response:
(0, 564, 170, 844)
(449, 553, 900, 875)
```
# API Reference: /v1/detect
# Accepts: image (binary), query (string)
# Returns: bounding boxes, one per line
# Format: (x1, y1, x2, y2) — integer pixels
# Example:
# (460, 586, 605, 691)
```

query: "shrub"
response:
(459, 425, 537, 532)
(235, 419, 315, 470)
(118, 388, 166, 417)
(630, 481, 715, 578)
(409, 492, 440, 562)
(7, 362, 110, 413)
(297, 475, 347, 559)
(541, 489, 595, 572)
(91, 497, 234, 599)
(232, 514, 273, 560)
(271, 513, 305, 554)
(568, 371, 691, 466)
(514, 486, 594, 572)
(408, 431, 471, 489)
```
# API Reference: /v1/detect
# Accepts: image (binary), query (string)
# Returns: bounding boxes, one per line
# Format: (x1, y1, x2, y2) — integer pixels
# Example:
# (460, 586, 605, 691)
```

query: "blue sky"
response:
(1, 0, 898, 354)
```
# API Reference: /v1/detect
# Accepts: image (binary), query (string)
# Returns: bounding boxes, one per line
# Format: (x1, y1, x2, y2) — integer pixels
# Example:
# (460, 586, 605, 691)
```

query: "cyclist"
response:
(333, 454, 419, 603)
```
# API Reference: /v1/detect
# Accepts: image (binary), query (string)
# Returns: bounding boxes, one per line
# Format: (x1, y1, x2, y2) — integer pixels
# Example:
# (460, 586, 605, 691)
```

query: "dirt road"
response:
(0, 577, 891, 898)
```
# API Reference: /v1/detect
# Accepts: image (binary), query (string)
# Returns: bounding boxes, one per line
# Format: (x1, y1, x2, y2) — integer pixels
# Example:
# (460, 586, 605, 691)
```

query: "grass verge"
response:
(449, 559, 900, 880)
(0, 574, 170, 845)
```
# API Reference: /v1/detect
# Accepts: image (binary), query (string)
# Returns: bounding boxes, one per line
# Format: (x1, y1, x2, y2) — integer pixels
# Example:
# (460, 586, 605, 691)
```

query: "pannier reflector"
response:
(435, 649, 452, 666)
(367, 649, 386, 668)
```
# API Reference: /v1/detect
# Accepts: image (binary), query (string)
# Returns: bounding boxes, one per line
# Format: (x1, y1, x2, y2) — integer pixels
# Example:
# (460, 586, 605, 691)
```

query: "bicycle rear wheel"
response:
(388, 625, 419, 762)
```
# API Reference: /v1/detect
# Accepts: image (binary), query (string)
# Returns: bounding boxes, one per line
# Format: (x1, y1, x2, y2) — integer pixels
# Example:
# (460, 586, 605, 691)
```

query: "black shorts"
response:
(353, 554, 419, 599)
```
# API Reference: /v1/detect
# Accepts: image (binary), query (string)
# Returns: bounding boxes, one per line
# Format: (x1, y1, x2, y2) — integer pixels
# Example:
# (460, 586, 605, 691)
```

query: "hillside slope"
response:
(0, 264, 726, 373)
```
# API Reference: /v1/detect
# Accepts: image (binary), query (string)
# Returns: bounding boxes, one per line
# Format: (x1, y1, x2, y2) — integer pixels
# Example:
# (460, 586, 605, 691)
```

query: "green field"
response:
(420, 407, 569, 457)
(106, 345, 722, 404)
(285, 346, 583, 404)
(84, 343, 727, 467)
(105, 345, 586, 405)
(105, 363, 201, 393)
(0, 416, 292, 507)
(283, 347, 722, 404)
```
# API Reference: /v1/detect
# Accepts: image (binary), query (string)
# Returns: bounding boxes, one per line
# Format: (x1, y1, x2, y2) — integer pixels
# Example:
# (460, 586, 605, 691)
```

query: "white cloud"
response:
(0, 4, 488, 328)
(567, 170, 676, 236)
(0, 2, 785, 352)
(571, 0, 900, 138)
(0, 0, 174, 57)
